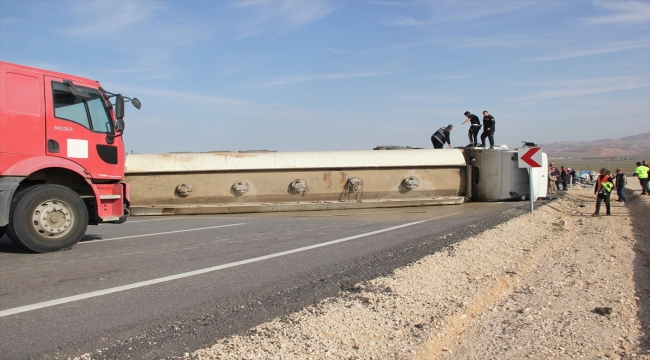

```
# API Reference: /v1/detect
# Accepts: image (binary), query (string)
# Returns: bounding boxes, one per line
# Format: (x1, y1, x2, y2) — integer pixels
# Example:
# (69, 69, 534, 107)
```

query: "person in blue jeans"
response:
(614, 168, 627, 203)
(479, 110, 495, 149)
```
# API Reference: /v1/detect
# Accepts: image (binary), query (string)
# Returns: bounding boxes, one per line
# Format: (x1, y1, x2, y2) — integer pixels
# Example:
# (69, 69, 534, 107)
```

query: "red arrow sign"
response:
(520, 147, 541, 167)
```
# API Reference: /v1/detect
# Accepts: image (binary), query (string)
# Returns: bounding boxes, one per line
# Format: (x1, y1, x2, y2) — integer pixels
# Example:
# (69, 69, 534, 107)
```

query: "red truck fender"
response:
(4, 156, 90, 178)
(1, 157, 90, 228)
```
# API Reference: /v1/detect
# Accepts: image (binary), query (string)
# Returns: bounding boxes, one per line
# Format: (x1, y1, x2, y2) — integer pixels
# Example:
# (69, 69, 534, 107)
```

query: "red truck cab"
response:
(0, 61, 139, 252)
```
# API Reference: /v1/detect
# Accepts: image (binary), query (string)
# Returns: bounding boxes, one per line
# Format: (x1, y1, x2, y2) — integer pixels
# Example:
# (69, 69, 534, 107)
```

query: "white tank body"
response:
(124, 149, 469, 215)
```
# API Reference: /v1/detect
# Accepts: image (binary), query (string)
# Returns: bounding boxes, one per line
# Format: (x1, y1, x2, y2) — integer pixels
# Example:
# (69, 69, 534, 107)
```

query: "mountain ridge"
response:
(540, 132, 649, 159)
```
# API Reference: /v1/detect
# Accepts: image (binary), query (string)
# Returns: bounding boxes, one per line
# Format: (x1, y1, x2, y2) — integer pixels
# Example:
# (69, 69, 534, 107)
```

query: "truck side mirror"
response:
(131, 98, 141, 110)
(114, 119, 125, 132)
(115, 94, 125, 120)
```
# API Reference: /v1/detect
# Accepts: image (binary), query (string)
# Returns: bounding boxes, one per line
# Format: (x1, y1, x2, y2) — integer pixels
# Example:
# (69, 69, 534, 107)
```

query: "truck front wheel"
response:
(7, 185, 88, 253)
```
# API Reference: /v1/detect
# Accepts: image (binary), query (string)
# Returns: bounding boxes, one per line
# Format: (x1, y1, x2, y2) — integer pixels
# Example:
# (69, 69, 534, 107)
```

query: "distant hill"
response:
(541, 132, 650, 159)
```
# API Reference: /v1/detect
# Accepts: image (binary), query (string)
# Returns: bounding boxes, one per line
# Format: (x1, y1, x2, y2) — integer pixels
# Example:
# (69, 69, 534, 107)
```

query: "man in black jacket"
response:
(431, 125, 453, 149)
(479, 110, 496, 149)
(559, 166, 568, 190)
(614, 168, 627, 203)
(461, 111, 481, 147)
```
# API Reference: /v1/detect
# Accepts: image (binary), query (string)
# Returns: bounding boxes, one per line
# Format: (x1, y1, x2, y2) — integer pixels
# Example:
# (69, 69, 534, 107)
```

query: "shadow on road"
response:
(0, 233, 104, 253)
(78, 234, 104, 242)
(629, 191, 650, 356)
(0, 235, 27, 254)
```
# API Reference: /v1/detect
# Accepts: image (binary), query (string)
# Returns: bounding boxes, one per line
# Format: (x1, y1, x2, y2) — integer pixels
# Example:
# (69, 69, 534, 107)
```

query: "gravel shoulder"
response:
(191, 187, 650, 359)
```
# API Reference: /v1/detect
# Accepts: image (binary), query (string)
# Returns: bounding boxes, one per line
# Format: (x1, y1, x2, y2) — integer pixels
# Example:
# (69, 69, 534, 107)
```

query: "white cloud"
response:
(390, 15, 428, 27)
(58, 1, 206, 80)
(435, 73, 477, 80)
(391, 92, 465, 104)
(445, 35, 552, 49)
(527, 40, 648, 61)
(327, 40, 433, 55)
(513, 76, 650, 100)
(61, 1, 161, 38)
(582, 0, 650, 25)
(255, 71, 391, 87)
(104, 85, 252, 108)
(386, 1, 554, 28)
(232, 0, 337, 38)
(0, 17, 23, 26)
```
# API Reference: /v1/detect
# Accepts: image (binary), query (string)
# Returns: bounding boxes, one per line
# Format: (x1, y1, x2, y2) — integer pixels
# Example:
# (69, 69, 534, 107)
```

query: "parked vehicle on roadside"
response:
(0, 61, 140, 252)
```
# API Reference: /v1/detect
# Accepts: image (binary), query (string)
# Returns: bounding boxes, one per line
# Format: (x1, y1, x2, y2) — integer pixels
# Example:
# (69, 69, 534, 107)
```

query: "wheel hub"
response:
(32, 200, 73, 238)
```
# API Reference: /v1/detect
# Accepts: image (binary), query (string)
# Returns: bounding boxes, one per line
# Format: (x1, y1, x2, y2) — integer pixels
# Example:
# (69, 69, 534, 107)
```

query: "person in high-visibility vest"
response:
(592, 168, 614, 216)
(633, 161, 649, 195)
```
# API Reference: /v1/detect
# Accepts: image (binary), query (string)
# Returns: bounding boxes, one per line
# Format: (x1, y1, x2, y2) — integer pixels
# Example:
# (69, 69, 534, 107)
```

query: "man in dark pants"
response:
(558, 166, 569, 191)
(431, 125, 453, 149)
(614, 168, 627, 203)
(633, 161, 650, 195)
(461, 111, 481, 147)
(570, 168, 578, 185)
(592, 168, 613, 216)
(479, 110, 495, 149)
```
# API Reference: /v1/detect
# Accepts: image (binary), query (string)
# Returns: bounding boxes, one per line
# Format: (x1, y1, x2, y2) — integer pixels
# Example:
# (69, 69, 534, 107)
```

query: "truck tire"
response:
(7, 185, 88, 253)
(0, 225, 5, 239)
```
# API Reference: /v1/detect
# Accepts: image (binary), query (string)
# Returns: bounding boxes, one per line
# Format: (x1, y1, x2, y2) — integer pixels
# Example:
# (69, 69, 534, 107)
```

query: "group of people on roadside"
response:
(546, 161, 649, 216)
(430, 110, 496, 149)
(586, 161, 648, 217)
(547, 164, 578, 193)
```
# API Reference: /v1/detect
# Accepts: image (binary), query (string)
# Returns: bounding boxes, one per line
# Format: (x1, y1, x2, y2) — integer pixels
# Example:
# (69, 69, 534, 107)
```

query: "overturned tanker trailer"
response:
(124, 149, 472, 215)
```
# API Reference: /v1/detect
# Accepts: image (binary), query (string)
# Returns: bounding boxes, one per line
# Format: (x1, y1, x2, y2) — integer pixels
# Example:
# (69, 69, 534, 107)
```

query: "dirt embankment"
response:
(191, 187, 650, 360)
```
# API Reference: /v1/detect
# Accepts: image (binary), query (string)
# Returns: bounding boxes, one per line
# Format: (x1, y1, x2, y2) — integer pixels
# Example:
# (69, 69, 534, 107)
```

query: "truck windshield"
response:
(52, 82, 113, 134)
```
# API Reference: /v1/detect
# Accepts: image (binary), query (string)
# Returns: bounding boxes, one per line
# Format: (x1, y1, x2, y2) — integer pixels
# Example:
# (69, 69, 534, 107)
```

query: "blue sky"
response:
(1, 0, 649, 153)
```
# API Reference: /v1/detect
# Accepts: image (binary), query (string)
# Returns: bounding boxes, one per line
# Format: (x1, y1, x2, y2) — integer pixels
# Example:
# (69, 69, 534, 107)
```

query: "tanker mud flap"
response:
(0, 177, 25, 227)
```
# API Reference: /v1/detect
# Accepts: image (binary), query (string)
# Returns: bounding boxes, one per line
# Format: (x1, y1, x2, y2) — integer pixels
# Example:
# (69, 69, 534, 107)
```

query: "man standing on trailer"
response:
(461, 111, 481, 147)
(431, 125, 453, 149)
(479, 110, 496, 149)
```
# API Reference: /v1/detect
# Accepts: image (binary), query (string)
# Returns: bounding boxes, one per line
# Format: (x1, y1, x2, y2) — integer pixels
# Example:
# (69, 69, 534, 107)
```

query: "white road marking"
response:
(80, 223, 246, 243)
(0, 220, 427, 317)
(128, 218, 187, 223)
(103, 217, 218, 224)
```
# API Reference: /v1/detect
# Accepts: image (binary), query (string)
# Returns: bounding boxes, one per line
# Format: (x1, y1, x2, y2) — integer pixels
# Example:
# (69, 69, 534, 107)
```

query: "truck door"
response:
(44, 76, 124, 180)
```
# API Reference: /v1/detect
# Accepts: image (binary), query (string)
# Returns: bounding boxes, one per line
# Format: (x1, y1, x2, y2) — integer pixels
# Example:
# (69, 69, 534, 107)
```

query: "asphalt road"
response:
(0, 201, 530, 359)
